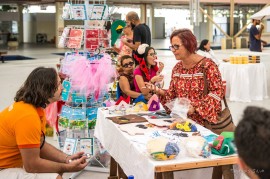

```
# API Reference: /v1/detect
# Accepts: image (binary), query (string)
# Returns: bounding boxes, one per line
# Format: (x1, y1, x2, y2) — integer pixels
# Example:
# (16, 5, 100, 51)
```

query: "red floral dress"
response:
(160, 58, 224, 125)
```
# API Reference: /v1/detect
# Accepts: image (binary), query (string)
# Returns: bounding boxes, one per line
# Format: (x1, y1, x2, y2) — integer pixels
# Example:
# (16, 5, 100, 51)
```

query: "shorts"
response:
(0, 168, 59, 179)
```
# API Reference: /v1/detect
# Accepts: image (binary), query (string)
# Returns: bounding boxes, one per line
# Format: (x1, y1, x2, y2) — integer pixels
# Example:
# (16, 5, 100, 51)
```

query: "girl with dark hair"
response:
(0, 67, 88, 179)
(133, 45, 164, 95)
(118, 55, 142, 101)
(197, 39, 221, 65)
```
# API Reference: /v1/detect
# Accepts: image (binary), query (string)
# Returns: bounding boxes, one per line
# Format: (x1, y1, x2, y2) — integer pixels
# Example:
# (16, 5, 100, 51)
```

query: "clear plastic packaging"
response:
(165, 98, 190, 119)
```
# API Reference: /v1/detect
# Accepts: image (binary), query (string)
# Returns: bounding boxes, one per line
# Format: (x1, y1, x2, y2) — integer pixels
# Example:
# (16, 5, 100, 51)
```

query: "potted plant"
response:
(7, 34, 18, 50)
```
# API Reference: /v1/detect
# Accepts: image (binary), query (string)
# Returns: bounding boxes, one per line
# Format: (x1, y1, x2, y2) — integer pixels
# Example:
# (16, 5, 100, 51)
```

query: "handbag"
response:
(201, 60, 235, 135)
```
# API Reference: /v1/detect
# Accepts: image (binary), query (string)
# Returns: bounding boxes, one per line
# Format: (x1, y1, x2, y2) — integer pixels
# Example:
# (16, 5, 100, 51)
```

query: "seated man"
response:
(0, 67, 88, 179)
(235, 106, 270, 179)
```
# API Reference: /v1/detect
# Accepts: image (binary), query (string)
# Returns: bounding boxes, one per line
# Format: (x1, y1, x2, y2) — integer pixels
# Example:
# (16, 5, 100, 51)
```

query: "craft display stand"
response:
(58, 0, 113, 178)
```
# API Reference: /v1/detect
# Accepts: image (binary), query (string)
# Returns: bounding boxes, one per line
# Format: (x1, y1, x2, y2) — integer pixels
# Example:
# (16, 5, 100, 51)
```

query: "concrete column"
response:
(18, 4, 24, 43)
(55, 2, 65, 48)
(230, 0, 234, 37)
(150, 4, 155, 39)
(140, 4, 147, 23)
(207, 6, 213, 42)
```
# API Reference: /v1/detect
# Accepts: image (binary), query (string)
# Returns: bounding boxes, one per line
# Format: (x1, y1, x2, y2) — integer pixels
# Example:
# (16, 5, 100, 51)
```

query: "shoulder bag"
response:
(201, 60, 235, 135)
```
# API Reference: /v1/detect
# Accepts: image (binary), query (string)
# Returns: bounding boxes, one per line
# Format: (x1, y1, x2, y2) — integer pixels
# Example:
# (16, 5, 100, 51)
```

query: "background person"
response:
(0, 67, 88, 179)
(145, 29, 233, 179)
(113, 24, 133, 61)
(235, 106, 270, 179)
(249, 19, 265, 52)
(133, 45, 164, 97)
(118, 55, 148, 102)
(123, 11, 151, 66)
(197, 39, 222, 65)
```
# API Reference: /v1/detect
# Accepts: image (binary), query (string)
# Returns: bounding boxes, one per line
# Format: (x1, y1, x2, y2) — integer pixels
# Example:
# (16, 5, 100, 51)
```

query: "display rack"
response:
(57, 0, 114, 178)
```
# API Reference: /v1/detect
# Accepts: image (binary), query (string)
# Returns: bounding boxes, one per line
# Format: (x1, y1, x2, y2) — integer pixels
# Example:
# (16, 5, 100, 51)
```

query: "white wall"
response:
(23, 13, 55, 43)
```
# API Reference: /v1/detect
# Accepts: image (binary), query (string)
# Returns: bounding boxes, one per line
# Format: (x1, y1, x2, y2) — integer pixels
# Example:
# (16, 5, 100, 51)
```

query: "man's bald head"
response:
(126, 11, 140, 21)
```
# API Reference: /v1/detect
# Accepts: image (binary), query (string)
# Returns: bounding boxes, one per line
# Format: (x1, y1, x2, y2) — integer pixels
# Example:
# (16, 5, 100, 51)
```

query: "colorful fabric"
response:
(0, 101, 46, 168)
(133, 67, 157, 92)
(160, 58, 224, 125)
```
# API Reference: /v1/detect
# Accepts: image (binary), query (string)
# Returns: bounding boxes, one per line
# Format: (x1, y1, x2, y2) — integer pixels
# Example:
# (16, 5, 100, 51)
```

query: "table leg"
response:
(155, 172, 174, 179)
(118, 163, 127, 179)
(108, 157, 118, 179)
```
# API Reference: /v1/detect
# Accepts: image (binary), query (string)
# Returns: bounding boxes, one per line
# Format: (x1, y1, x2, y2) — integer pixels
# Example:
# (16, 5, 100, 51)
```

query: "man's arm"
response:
(20, 147, 88, 173)
(39, 141, 68, 163)
(254, 24, 264, 40)
(122, 40, 141, 51)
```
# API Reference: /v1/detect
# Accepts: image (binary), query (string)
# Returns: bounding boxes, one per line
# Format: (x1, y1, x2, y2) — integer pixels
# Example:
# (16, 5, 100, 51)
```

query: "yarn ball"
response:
(147, 137, 180, 161)
(137, 44, 149, 55)
(185, 136, 211, 158)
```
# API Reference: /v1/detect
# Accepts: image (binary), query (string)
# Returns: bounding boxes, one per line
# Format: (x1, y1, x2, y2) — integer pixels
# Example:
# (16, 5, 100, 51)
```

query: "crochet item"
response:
(147, 137, 180, 160)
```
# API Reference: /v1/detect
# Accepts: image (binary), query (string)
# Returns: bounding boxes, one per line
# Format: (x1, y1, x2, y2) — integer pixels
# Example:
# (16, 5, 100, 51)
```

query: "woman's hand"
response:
(151, 75, 164, 83)
(158, 62, 164, 73)
(188, 105, 195, 115)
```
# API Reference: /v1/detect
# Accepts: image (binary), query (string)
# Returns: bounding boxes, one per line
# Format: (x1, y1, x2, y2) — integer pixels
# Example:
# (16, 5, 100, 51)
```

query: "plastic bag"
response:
(165, 98, 190, 119)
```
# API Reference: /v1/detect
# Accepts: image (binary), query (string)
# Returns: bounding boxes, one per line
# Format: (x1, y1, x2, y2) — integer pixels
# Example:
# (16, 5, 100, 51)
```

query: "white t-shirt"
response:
(197, 49, 220, 65)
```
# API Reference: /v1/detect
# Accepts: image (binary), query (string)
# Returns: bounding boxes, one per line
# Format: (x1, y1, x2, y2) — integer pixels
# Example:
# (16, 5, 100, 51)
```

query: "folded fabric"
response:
(147, 94, 160, 111)
(133, 94, 147, 104)
(211, 138, 236, 156)
(115, 96, 130, 105)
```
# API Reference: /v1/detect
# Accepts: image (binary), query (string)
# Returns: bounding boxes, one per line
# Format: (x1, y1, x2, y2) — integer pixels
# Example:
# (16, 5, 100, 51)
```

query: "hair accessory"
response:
(137, 44, 149, 55)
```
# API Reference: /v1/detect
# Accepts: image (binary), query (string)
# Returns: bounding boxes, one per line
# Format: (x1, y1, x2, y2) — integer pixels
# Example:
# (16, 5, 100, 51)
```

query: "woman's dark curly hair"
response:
(14, 67, 59, 108)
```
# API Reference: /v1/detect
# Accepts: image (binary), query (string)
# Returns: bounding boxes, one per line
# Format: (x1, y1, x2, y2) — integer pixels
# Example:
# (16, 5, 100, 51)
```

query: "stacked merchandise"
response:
(56, 0, 115, 172)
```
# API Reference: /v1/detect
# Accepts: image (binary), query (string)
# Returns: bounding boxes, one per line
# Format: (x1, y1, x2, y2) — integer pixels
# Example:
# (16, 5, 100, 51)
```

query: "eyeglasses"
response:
(148, 52, 157, 57)
(122, 61, 134, 68)
(169, 44, 182, 51)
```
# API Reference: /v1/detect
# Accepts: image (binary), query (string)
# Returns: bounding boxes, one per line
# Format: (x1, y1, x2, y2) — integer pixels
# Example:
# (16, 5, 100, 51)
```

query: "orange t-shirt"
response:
(0, 101, 46, 168)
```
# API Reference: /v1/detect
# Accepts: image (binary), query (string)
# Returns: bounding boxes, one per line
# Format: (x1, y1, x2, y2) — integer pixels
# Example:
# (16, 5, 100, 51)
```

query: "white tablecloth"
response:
(94, 109, 242, 179)
(219, 63, 268, 102)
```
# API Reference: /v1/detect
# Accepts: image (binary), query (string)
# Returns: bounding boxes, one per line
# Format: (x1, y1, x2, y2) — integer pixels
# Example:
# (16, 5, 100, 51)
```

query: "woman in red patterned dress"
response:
(146, 29, 233, 179)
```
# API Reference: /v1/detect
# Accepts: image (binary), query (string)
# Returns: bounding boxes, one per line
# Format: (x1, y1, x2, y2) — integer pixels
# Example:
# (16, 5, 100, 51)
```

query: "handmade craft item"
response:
(169, 121, 197, 132)
(147, 94, 160, 111)
(107, 114, 147, 124)
(211, 132, 236, 156)
(111, 20, 126, 46)
(185, 136, 211, 158)
(147, 137, 180, 160)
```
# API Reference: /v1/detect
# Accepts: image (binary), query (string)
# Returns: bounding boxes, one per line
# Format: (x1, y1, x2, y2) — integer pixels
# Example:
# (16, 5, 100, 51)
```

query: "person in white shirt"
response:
(197, 39, 221, 65)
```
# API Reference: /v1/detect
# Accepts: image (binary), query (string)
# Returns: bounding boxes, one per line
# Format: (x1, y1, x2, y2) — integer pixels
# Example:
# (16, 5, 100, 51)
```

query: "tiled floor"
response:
(1, 40, 270, 179)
